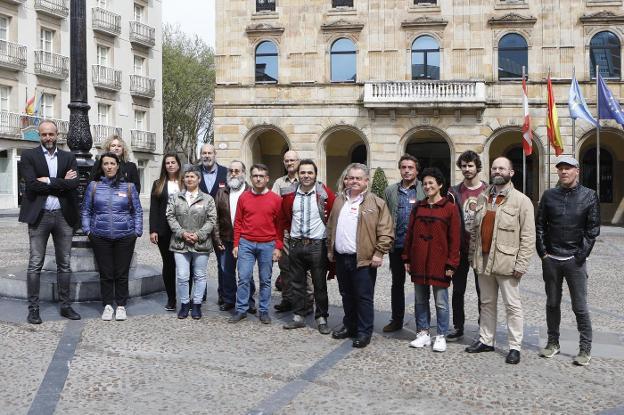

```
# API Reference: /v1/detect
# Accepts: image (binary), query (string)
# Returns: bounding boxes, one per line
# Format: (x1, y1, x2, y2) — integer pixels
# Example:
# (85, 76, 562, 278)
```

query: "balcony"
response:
(0, 111, 20, 138)
(34, 0, 69, 19)
(131, 129, 156, 152)
(256, 0, 275, 11)
(129, 75, 156, 99)
(92, 7, 121, 36)
(34, 50, 69, 80)
(0, 40, 27, 71)
(363, 80, 487, 109)
(3, 0, 25, 4)
(0, 113, 69, 140)
(92, 65, 122, 91)
(129, 21, 155, 48)
(92, 125, 122, 148)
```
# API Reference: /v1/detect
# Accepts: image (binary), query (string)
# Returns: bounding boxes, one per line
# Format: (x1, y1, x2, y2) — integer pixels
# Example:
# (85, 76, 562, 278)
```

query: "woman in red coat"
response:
(402, 167, 460, 353)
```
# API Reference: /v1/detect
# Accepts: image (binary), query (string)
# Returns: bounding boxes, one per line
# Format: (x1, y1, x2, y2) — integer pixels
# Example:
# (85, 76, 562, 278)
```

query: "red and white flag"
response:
(521, 75, 533, 156)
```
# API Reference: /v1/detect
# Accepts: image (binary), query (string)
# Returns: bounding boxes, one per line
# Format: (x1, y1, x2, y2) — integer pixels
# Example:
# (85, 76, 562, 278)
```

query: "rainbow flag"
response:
(546, 75, 564, 156)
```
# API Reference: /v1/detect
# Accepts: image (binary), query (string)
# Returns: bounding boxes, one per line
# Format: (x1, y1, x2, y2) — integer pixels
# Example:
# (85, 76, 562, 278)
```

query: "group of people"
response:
(20, 120, 601, 367)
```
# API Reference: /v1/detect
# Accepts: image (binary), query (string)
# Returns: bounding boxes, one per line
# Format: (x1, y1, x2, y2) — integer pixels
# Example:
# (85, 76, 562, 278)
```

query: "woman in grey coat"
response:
(166, 166, 217, 319)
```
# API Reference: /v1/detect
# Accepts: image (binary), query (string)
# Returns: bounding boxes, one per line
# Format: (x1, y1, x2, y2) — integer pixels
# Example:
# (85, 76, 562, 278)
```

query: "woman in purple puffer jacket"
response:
(82, 152, 143, 322)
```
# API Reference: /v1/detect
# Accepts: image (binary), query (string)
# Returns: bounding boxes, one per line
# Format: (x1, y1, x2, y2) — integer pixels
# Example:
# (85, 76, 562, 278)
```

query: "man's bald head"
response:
(490, 156, 514, 185)
(283, 150, 300, 176)
(200, 143, 217, 169)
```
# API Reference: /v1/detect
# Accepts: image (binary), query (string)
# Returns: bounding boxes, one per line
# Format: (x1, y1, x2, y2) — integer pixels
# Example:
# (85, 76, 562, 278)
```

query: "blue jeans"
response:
(174, 252, 209, 305)
(414, 284, 449, 336)
(236, 238, 275, 314)
(217, 241, 256, 308)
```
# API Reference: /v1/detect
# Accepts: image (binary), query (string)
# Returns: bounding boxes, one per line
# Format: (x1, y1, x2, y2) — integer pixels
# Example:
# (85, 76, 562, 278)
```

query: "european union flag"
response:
(598, 75, 624, 126)
(569, 76, 598, 127)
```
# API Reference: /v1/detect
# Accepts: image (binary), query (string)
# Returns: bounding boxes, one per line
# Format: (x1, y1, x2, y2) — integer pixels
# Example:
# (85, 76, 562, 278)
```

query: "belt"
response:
(43, 208, 61, 213)
(291, 238, 323, 246)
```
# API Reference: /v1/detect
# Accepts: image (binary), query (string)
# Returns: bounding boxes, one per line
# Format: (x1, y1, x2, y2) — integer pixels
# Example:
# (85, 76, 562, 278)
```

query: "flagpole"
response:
(522, 66, 527, 194)
(571, 67, 576, 156)
(596, 66, 600, 201)
(547, 68, 551, 189)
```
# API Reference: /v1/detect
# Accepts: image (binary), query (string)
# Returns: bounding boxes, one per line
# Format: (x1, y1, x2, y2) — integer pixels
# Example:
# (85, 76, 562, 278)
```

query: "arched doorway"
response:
(244, 127, 290, 186)
(323, 127, 367, 191)
(488, 128, 541, 202)
(577, 128, 624, 223)
(404, 128, 452, 185)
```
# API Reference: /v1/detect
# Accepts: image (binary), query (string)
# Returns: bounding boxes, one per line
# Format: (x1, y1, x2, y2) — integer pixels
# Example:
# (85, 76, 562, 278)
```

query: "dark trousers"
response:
(278, 237, 292, 305)
(217, 241, 256, 306)
(335, 253, 377, 337)
(90, 234, 137, 307)
(27, 210, 74, 309)
(542, 257, 592, 351)
(156, 231, 176, 304)
(451, 255, 481, 331)
(388, 248, 406, 324)
(290, 239, 329, 319)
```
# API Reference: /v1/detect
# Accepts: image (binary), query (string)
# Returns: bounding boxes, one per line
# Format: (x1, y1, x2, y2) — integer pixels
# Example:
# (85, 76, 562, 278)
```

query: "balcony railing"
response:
(34, 50, 69, 80)
(34, 0, 69, 18)
(0, 112, 68, 140)
(131, 130, 156, 152)
(92, 7, 121, 36)
(0, 40, 27, 71)
(129, 75, 156, 98)
(129, 21, 156, 47)
(332, 0, 353, 7)
(5, 0, 26, 4)
(21, 115, 69, 138)
(92, 125, 122, 148)
(0, 111, 20, 138)
(363, 80, 487, 108)
(256, 0, 275, 11)
(92, 65, 122, 91)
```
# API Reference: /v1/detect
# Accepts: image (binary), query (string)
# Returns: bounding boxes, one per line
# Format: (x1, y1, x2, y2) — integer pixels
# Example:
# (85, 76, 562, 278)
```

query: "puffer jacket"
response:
(536, 183, 600, 263)
(82, 178, 143, 239)
(166, 190, 217, 253)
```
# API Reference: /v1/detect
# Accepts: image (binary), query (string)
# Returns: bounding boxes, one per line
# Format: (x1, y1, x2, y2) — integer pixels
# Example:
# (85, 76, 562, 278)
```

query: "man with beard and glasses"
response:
(446, 150, 487, 341)
(465, 157, 535, 365)
(212, 161, 257, 314)
(19, 120, 81, 324)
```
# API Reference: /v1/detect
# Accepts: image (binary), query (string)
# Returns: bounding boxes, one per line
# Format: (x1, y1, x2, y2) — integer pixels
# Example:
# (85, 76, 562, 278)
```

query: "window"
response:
(255, 41, 278, 83)
(0, 16, 8, 41)
(330, 38, 356, 83)
(133, 55, 145, 75)
(0, 86, 9, 112)
(134, 4, 144, 22)
(590, 31, 621, 79)
(97, 45, 109, 66)
(41, 94, 54, 118)
(414, 0, 437, 4)
(137, 159, 146, 193)
(411, 35, 440, 80)
(40, 29, 54, 52)
(498, 33, 528, 80)
(256, 0, 275, 12)
(97, 103, 110, 125)
(332, 0, 353, 7)
(134, 110, 146, 130)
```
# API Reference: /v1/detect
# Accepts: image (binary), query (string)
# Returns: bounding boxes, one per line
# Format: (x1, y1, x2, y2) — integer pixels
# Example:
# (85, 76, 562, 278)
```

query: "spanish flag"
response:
(25, 93, 36, 115)
(546, 75, 564, 156)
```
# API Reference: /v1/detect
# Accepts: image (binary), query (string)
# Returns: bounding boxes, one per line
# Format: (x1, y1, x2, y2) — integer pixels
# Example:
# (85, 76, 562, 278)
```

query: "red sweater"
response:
(233, 190, 283, 250)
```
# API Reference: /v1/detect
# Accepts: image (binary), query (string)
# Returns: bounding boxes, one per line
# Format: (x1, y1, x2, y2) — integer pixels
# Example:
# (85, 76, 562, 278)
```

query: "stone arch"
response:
(318, 124, 369, 191)
(399, 125, 455, 184)
(241, 124, 291, 182)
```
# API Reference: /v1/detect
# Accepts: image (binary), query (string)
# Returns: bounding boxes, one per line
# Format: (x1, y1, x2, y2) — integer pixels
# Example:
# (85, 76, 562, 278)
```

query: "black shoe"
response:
(219, 303, 234, 311)
(217, 295, 224, 306)
(465, 341, 495, 353)
(353, 336, 371, 348)
(178, 302, 190, 319)
(332, 326, 357, 340)
(60, 306, 81, 320)
(283, 316, 306, 330)
(446, 329, 464, 342)
(191, 303, 202, 320)
(259, 312, 271, 324)
(228, 312, 247, 323)
(248, 306, 257, 315)
(382, 320, 403, 333)
(506, 349, 521, 364)
(27, 308, 42, 325)
(164, 300, 176, 311)
(274, 302, 292, 312)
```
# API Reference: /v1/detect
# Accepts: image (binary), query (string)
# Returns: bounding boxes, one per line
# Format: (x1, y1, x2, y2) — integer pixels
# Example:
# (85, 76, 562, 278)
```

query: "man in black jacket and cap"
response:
(536, 156, 600, 366)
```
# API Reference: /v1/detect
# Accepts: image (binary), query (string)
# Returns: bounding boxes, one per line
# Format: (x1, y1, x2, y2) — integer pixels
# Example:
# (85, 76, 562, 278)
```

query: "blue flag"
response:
(598, 75, 624, 126)
(569, 76, 598, 127)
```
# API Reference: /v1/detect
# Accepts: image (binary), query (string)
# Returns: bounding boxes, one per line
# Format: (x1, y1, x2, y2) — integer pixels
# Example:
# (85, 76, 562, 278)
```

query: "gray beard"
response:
(227, 176, 244, 190)
(492, 175, 510, 185)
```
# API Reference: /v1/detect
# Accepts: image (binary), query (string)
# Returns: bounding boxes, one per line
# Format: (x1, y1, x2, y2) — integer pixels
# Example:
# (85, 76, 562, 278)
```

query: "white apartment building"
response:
(0, 0, 163, 209)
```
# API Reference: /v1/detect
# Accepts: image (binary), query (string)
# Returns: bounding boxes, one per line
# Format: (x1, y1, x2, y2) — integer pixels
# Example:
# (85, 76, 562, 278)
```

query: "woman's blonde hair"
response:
(101, 135, 129, 162)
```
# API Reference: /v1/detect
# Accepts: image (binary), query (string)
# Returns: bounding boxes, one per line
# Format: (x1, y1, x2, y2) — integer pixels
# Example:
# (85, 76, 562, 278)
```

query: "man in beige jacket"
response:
(465, 157, 535, 364)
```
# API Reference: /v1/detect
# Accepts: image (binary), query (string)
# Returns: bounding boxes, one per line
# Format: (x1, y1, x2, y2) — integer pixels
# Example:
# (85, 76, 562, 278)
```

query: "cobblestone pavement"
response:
(1, 216, 623, 415)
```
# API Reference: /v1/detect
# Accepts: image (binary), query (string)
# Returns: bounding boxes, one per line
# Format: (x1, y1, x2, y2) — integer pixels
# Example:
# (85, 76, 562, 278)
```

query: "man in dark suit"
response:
(197, 143, 228, 303)
(18, 120, 82, 324)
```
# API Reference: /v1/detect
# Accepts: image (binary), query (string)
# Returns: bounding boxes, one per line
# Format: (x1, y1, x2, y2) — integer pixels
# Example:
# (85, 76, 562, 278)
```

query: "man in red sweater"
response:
(230, 163, 283, 324)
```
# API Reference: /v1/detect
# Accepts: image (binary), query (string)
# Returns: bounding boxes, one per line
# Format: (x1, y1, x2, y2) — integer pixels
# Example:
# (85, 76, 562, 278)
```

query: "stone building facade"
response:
(214, 0, 624, 223)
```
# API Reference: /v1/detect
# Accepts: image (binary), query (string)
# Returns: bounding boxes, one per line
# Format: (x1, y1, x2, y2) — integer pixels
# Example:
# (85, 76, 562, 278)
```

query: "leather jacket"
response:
(536, 183, 600, 263)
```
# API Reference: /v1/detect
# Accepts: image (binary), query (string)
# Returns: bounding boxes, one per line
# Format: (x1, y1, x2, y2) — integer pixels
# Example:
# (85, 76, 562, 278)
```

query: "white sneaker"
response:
(409, 331, 431, 348)
(115, 306, 127, 321)
(102, 305, 114, 321)
(432, 335, 447, 352)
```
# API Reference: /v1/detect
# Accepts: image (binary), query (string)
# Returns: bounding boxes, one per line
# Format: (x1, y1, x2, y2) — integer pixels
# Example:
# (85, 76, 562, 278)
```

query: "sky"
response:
(162, 0, 216, 48)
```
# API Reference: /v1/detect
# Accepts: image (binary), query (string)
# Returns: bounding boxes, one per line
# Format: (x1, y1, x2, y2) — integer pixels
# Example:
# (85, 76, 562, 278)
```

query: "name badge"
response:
(409, 197, 416, 204)
(118, 192, 128, 198)
(218, 182, 225, 188)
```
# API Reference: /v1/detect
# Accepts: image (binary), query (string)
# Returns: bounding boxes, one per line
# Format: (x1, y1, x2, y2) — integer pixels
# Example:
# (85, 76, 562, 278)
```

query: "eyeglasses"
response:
(251, 174, 267, 179)
(228, 169, 242, 174)
(284, 159, 298, 163)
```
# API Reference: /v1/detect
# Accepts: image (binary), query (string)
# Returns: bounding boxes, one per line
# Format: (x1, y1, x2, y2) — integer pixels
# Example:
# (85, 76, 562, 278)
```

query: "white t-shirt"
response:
(335, 192, 364, 254)
(229, 186, 246, 224)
